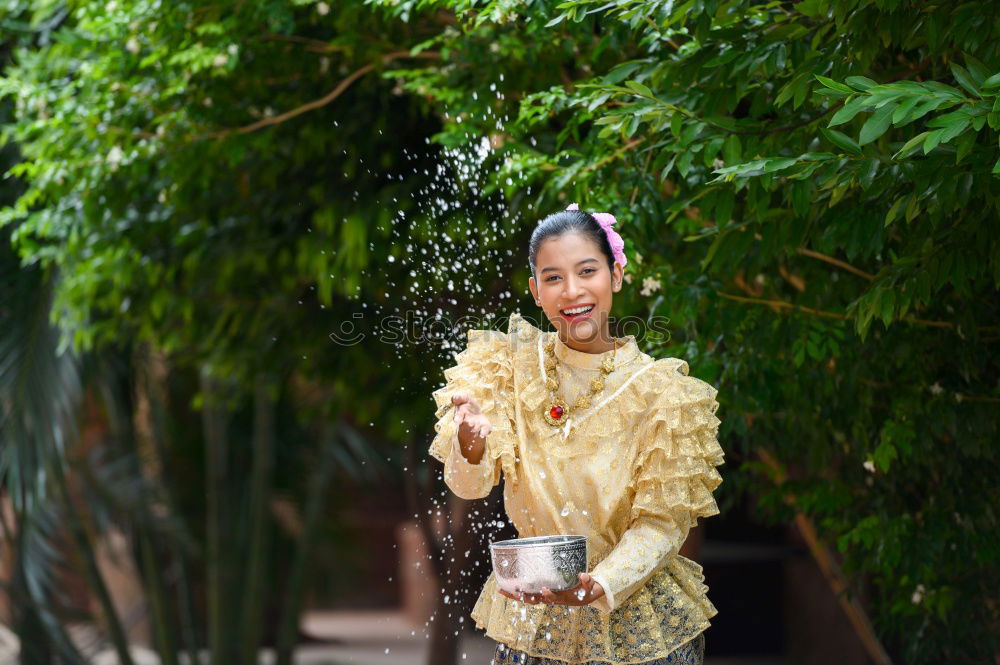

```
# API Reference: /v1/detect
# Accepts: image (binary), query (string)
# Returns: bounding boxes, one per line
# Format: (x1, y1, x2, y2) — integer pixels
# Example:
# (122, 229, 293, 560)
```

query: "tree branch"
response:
(256, 33, 350, 53)
(756, 447, 894, 665)
(797, 247, 875, 281)
(201, 50, 440, 140)
(715, 290, 1000, 332)
(582, 137, 645, 172)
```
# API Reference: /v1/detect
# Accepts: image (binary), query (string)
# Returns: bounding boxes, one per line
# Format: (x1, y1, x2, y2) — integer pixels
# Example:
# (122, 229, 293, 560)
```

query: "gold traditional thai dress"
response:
(428, 312, 725, 664)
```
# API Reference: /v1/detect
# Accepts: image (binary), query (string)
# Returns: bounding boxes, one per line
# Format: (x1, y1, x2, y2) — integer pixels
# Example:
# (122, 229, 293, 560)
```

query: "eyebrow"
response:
(540, 258, 600, 274)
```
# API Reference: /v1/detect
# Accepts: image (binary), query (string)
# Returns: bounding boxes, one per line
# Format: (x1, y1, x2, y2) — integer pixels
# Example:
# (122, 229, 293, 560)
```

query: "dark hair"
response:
(528, 209, 616, 281)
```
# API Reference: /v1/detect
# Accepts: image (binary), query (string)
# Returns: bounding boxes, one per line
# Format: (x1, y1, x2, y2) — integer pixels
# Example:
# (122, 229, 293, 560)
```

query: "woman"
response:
(428, 204, 724, 664)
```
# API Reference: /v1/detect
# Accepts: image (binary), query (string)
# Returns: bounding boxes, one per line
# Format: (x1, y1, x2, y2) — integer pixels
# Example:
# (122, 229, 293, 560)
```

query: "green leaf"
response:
(775, 73, 804, 107)
(679, 123, 700, 147)
(955, 131, 976, 164)
(714, 189, 734, 226)
(980, 73, 1000, 91)
(764, 157, 799, 172)
(626, 114, 641, 137)
(938, 117, 970, 144)
(891, 95, 924, 125)
(873, 441, 898, 472)
(602, 62, 643, 85)
(793, 74, 811, 108)
(791, 180, 810, 218)
(820, 127, 862, 155)
(859, 104, 895, 145)
(905, 96, 950, 125)
(963, 53, 989, 84)
(705, 50, 741, 67)
(885, 197, 905, 227)
(678, 150, 694, 176)
(829, 97, 869, 127)
(722, 134, 741, 165)
(845, 75, 879, 90)
(814, 74, 854, 94)
(659, 154, 677, 181)
(905, 195, 920, 223)
(625, 81, 653, 98)
(702, 136, 725, 168)
(923, 129, 944, 154)
(859, 158, 879, 190)
(670, 113, 682, 139)
(893, 131, 930, 159)
(950, 63, 981, 98)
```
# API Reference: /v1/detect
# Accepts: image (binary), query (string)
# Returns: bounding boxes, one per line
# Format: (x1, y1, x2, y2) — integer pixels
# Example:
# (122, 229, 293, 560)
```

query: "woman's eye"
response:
(546, 268, 596, 282)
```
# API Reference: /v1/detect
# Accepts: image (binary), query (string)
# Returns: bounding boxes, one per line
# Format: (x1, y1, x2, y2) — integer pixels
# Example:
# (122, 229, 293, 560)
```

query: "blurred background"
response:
(0, 2, 997, 665)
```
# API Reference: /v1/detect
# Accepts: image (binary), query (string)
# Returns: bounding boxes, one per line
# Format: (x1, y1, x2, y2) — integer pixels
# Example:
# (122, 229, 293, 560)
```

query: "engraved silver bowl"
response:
(489, 535, 588, 595)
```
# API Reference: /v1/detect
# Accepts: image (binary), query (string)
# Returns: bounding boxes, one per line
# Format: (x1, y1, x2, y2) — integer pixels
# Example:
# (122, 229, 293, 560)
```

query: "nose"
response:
(562, 274, 585, 300)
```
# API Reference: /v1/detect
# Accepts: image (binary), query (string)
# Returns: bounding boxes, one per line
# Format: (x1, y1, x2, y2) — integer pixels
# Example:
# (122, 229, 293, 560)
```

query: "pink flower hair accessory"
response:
(565, 203, 627, 268)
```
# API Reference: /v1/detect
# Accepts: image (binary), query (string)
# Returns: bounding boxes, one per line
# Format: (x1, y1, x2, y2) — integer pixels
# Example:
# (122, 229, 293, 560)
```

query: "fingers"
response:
(455, 408, 491, 441)
(498, 587, 543, 604)
(452, 392, 481, 415)
(453, 401, 471, 425)
(520, 590, 541, 604)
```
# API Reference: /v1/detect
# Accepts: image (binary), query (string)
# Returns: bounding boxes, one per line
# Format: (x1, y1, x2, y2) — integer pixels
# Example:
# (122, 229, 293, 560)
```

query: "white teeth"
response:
(562, 305, 594, 315)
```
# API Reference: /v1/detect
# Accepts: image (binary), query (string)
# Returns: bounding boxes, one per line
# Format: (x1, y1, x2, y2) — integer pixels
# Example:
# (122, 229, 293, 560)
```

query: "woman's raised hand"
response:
(452, 392, 493, 439)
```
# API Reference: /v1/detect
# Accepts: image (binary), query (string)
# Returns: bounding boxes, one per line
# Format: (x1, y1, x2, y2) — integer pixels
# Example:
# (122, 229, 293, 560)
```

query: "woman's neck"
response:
(557, 330, 619, 354)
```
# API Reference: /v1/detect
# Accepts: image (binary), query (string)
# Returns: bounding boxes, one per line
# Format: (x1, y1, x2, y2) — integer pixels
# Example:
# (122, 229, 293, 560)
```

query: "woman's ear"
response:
(611, 262, 624, 292)
(528, 275, 540, 304)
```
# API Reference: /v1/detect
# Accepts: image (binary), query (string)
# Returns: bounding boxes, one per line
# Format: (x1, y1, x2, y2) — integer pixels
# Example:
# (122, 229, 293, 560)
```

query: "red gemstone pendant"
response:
(543, 398, 569, 427)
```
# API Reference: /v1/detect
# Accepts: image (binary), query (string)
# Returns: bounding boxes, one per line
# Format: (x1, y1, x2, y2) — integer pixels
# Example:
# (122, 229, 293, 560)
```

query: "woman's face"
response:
(528, 232, 623, 350)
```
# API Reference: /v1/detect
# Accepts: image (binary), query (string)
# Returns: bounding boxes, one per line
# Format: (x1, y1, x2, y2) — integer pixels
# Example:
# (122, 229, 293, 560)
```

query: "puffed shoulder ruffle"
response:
(628, 364, 725, 522)
(429, 327, 520, 485)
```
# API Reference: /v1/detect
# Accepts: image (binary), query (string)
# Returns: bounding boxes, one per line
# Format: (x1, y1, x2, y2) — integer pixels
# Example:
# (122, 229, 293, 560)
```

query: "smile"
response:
(559, 304, 595, 321)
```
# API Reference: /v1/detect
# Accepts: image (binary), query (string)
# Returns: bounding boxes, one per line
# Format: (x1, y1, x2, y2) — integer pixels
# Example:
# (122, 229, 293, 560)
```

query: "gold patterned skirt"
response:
(492, 632, 704, 665)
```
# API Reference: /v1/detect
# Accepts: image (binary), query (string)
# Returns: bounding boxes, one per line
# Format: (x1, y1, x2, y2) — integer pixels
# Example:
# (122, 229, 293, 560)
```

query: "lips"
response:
(559, 304, 595, 322)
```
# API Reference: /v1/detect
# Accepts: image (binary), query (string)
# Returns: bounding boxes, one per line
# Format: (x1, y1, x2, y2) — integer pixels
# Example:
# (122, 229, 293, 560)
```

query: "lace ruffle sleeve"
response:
(588, 367, 725, 612)
(428, 328, 519, 500)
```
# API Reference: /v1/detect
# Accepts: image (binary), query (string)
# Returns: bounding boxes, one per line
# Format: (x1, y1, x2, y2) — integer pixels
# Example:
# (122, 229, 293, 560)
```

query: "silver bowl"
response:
(489, 535, 588, 595)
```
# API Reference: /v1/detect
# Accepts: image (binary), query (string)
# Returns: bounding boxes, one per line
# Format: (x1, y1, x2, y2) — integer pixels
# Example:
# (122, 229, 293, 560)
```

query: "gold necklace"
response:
(541, 336, 619, 427)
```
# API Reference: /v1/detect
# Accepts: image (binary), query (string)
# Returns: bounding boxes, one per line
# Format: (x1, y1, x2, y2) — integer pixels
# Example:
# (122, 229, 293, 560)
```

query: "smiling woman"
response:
(527, 205, 626, 355)
(428, 204, 725, 665)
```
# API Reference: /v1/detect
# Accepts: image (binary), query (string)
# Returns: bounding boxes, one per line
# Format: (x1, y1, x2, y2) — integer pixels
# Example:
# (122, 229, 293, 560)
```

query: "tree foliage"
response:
(2, 0, 998, 663)
(0, 1, 464, 662)
(373, 1, 999, 662)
